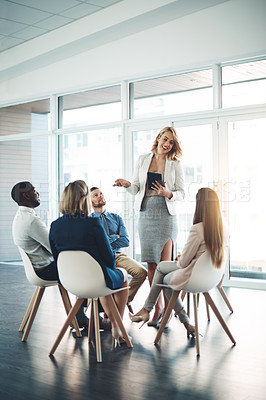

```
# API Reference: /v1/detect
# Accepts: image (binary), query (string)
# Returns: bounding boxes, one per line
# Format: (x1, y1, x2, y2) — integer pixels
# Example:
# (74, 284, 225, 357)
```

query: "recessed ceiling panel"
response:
(7, 0, 82, 14)
(60, 3, 100, 19)
(1, 0, 52, 24)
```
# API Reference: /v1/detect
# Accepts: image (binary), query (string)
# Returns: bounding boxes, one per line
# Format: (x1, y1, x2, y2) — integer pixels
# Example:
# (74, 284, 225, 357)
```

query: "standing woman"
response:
(49, 180, 129, 347)
(114, 127, 184, 325)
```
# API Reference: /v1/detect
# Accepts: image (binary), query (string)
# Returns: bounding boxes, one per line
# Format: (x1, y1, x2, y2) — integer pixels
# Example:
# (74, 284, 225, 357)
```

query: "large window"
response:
(131, 69, 213, 119)
(61, 127, 122, 213)
(60, 85, 121, 128)
(222, 59, 266, 108)
(228, 118, 266, 280)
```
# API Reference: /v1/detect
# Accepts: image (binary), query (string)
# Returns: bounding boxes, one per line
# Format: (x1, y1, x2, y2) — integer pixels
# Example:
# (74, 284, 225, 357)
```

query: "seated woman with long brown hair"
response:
(49, 180, 129, 347)
(130, 187, 225, 337)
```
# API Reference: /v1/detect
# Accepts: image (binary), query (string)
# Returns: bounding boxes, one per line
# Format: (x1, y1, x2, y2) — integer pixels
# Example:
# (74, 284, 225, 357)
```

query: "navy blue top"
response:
(90, 211, 129, 253)
(49, 214, 124, 290)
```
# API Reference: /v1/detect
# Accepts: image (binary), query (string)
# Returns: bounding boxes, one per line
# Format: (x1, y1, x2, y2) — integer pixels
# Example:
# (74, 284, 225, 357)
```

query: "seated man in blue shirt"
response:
(90, 187, 147, 313)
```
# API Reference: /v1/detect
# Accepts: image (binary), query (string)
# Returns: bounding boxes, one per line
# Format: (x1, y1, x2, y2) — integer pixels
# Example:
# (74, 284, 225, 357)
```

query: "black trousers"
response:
(35, 261, 59, 282)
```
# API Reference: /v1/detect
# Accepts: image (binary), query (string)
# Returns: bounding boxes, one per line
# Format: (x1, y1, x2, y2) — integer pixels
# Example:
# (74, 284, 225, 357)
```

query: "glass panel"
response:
(132, 69, 213, 119)
(61, 127, 122, 213)
(222, 60, 266, 108)
(175, 124, 213, 251)
(228, 118, 266, 279)
(0, 99, 50, 135)
(131, 124, 213, 261)
(0, 137, 50, 262)
(61, 86, 121, 128)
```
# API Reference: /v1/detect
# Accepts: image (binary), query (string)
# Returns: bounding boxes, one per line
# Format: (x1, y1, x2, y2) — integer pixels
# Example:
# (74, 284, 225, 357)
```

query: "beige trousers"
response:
(115, 253, 147, 303)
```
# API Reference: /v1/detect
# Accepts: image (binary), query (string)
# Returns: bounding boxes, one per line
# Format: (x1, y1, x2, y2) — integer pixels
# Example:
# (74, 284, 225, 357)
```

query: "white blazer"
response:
(126, 153, 185, 215)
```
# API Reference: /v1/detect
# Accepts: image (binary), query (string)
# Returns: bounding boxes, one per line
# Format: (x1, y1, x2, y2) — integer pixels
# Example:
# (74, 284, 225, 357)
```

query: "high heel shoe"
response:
(147, 310, 164, 327)
(129, 311, 149, 329)
(112, 328, 132, 348)
(112, 328, 124, 348)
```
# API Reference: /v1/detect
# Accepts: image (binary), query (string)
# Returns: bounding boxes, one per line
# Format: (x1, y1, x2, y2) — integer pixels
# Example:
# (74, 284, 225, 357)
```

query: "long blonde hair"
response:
(151, 126, 182, 161)
(59, 180, 91, 216)
(193, 188, 224, 268)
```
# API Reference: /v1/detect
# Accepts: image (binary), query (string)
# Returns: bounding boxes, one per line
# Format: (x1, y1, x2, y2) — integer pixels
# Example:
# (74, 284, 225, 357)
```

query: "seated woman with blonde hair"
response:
(49, 180, 129, 347)
(130, 187, 225, 337)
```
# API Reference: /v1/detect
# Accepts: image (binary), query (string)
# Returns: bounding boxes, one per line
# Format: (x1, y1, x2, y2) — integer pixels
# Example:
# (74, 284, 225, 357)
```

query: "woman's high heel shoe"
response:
(112, 328, 124, 348)
(129, 311, 149, 329)
(112, 328, 132, 348)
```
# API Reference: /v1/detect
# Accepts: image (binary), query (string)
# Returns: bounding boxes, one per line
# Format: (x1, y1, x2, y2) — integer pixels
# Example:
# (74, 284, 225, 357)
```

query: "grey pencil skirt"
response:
(138, 196, 178, 265)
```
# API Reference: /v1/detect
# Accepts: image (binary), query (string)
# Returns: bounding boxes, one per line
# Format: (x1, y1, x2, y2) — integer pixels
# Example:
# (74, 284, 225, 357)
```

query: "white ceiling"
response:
(0, 0, 123, 52)
(0, 0, 232, 85)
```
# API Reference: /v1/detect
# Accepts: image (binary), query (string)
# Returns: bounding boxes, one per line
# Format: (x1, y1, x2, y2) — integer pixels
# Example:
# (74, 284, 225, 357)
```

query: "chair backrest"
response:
(182, 250, 225, 294)
(18, 246, 57, 287)
(57, 250, 112, 299)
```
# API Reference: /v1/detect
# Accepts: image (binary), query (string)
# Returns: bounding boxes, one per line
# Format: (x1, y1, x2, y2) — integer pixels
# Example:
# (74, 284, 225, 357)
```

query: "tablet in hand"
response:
(147, 172, 163, 190)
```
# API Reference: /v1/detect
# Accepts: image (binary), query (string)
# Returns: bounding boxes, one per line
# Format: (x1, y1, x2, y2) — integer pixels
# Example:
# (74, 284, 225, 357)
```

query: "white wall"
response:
(0, 0, 266, 105)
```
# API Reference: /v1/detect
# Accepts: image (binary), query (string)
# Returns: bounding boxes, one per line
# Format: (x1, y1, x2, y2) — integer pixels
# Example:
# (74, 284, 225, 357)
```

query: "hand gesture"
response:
(113, 178, 131, 188)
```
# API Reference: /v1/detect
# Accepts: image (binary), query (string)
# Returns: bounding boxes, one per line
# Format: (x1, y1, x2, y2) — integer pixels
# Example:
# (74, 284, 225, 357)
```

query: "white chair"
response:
(18, 247, 81, 341)
(49, 251, 133, 362)
(180, 273, 233, 321)
(154, 251, 236, 356)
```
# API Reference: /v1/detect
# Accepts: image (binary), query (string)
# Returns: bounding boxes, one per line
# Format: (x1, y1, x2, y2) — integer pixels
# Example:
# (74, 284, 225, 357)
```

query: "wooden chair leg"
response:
(203, 292, 236, 345)
(217, 274, 233, 312)
(105, 294, 133, 348)
(197, 293, 200, 307)
(22, 287, 45, 342)
(88, 299, 94, 343)
(93, 299, 102, 363)
(205, 298, 210, 321)
(58, 285, 81, 337)
(187, 292, 190, 317)
(49, 298, 84, 356)
(180, 291, 186, 301)
(19, 287, 39, 332)
(193, 294, 200, 356)
(217, 285, 234, 313)
(154, 290, 180, 344)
